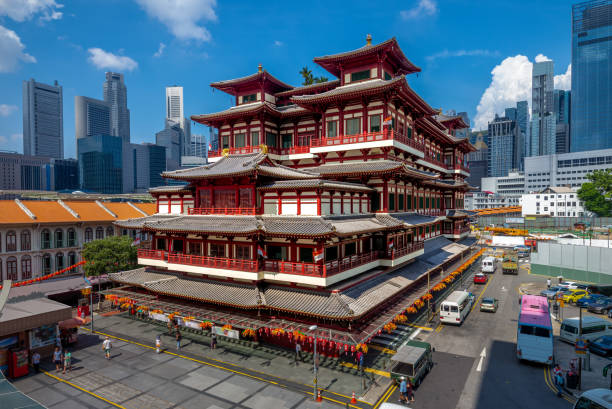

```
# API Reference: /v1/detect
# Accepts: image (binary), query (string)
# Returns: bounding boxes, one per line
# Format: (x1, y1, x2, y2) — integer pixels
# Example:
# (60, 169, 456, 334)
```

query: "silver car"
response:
(480, 297, 498, 313)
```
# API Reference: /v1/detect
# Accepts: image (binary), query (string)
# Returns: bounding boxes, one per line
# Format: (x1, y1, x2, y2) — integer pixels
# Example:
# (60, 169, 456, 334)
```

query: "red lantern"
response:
(344, 344, 349, 352)
(329, 341, 335, 350)
(377, 329, 382, 335)
(308, 336, 313, 343)
(351, 345, 356, 353)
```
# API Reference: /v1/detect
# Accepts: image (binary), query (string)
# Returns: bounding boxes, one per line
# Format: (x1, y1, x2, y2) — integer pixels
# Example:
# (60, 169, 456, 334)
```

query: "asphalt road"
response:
(387, 255, 572, 409)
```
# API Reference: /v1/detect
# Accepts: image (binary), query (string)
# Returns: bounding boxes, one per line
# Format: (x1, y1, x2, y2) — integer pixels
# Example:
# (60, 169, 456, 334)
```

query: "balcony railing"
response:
(188, 207, 257, 216)
(443, 226, 470, 235)
(386, 242, 425, 259)
(264, 260, 324, 276)
(325, 251, 379, 276)
(208, 145, 263, 158)
(310, 130, 425, 152)
(422, 153, 449, 170)
(454, 163, 470, 173)
(167, 252, 258, 272)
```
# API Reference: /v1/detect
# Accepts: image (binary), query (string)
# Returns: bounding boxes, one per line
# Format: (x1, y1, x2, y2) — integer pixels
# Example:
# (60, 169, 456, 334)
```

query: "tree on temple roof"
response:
(299, 66, 328, 86)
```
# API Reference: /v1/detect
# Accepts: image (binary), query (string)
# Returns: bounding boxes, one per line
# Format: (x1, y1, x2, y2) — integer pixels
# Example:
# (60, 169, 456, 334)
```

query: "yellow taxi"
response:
(562, 289, 589, 303)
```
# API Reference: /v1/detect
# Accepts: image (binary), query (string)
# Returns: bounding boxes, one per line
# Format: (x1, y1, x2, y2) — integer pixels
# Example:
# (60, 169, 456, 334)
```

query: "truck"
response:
(502, 251, 518, 275)
(389, 340, 434, 387)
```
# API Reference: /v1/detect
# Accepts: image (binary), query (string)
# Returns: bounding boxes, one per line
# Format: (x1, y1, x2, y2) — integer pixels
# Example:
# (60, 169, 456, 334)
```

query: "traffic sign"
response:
(575, 338, 588, 355)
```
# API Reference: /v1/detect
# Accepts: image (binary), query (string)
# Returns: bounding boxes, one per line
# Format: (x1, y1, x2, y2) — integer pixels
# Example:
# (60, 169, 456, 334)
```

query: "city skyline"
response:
(0, 0, 575, 158)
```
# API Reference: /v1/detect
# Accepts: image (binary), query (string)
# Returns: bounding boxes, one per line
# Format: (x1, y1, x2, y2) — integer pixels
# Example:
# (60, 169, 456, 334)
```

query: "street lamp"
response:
(85, 285, 93, 332)
(309, 325, 318, 400)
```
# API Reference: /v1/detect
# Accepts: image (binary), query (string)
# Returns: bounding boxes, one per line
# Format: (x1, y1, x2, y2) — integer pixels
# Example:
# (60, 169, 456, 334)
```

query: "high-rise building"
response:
(571, 0, 612, 152)
(466, 130, 488, 188)
(22, 79, 63, 159)
(553, 90, 571, 154)
(74, 96, 111, 141)
(191, 134, 207, 158)
(488, 115, 521, 177)
(505, 108, 517, 121)
(77, 134, 123, 194)
(516, 100, 529, 161)
(51, 158, 79, 191)
(165, 86, 191, 156)
(103, 72, 130, 143)
(530, 60, 555, 157)
(155, 124, 183, 171)
(123, 143, 167, 192)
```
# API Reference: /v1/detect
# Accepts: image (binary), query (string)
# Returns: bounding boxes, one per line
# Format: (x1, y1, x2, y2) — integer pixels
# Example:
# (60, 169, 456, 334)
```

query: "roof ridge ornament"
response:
(258, 63, 263, 73)
(366, 34, 372, 46)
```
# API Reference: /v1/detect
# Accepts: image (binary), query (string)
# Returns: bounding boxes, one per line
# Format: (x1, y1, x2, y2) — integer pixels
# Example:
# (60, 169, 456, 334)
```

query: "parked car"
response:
(480, 297, 498, 313)
(562, 289, 589, 304)
(587, 298, 612, 314)
(588, 336, 612, 357)
(540, 286, 563, 300)
(558, 281, 579, 290)
(575, 284, 589, 291)
(576, 294, 607, 307)
(474, 273, 488, 284)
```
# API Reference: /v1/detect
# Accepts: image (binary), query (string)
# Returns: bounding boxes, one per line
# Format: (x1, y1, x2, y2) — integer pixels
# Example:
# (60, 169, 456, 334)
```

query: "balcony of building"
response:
(208, 145, 313, 162)
(310, 129, 425, 158)
(137, 242, 424, 286)
(188, 207, 257, 216)
(442, 225, 470, 239)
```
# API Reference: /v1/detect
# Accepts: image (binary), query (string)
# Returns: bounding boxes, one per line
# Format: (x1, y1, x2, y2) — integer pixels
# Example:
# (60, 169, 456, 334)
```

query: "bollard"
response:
(585, 352, 591, 371)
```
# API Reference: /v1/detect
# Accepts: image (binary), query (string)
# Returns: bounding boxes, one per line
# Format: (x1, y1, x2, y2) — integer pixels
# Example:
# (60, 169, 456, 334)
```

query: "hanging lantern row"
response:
(0, 260, 87, 290)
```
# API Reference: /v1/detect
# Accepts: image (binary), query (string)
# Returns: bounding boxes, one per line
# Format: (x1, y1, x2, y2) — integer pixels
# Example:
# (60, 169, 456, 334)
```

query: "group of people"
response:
(52, 345, 72, 374)
(293, 342, 365, 371)
(398, 376, 415, 404)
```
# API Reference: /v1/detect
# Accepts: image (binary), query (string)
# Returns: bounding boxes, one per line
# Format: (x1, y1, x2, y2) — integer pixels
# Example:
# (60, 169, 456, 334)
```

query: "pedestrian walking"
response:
(53, 346, 62, 372)
(406, 379, 415, 403)
(176, 331, 182, 350)
(32, 351, 40, 373)
(62, 350, 71, 374)
(547, 278, 551, 289)
(102, 336, 112, 360)
(167, 320, 173, 335)
(357, 350, 364, 372)
(295, 342, 302, 363)
(211, 330, 217, 350)
(156, 335, 162, 354)
(398, 377, 408, 404)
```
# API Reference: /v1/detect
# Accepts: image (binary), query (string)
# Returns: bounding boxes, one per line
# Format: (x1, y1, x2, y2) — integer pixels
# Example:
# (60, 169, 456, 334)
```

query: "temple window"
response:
(325, 246, 338, 261)
(407, 194, 412, 210)
(363, 239, 371, 253)
(214, 189, 236, 208)
(251, 131, 259, 145)
(172, 239, 184, 253)
(234, 133, 246, 148)
(267, 245, 287, 261)
(239, 188, 253, 207)
(297, 134, 310, 146)
(327, 120, 338, 138)
(282, 134, 292, 148)
(419, 196, 424, 209)
(235, 245, 250, 260)
(241, 93, 257, 103)
(345, 118, 361, 135)
(199, 190, 212, 208)
(384, 71, 392, 80)
(299, 247, 313, 263)
(344, 242, 357, 257)
(398, 194, 405, 211)
(156, 237, 166, 250)
(369, 115, 381, 132)
(265, 132, 277, 147)
(221, 135, 229, 149)
(389, 193, 395, 211)
(350, 69, 371, 82)
(210, 244, 225, 258)
(188, 242, 201, 255)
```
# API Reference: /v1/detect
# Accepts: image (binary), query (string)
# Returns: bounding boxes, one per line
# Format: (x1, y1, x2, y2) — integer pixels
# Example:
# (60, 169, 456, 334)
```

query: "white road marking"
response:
(476, 347, 487, 372)
(409, 329, 422, 340)
(501, 286, 507, 292)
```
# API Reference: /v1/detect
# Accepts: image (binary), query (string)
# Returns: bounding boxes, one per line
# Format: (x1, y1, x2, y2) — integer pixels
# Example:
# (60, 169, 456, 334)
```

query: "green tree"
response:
(299, 66, 328, 86)
(82, 235, 138, 278)
(577, 169, 612, 217)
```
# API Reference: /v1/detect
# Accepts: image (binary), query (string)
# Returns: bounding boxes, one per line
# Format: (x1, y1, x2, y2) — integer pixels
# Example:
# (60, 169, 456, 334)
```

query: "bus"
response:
(440, 291, 474, 325)
(517, 294, 553, 365)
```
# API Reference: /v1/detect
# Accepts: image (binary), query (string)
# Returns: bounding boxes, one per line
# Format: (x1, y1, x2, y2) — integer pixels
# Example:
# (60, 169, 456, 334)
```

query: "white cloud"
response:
(87, 48, 138, 71)
(153, 42, 165, 57)
(0, 25, 36, 72)
(0, 0, 63, 22)
(535, 54, 550, 63)
(426, 49, 499, 62)
(555, 64, 571, 90)
(134, 0, 217, 41)
(0, 104, 17, 116)
(400, 0, 437, 19)
(474, 55, 533, 130)
(273, 40, 283, 47)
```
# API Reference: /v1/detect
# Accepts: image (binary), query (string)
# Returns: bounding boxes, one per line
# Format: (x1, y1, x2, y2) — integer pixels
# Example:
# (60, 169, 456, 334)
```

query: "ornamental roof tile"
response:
(261, 216, 334, 237)
(390, 212, 443, 226)
(291, 77, 405, 105)
(305, 161, 438, 179)
(191, 102, 276, 124)
(114, 214, 177, 229)
(162, 152, 315, 181)
(445, 210, 469, 218)
(149, 185, 193, 194)
(257, 179, 373, 192)
(210, 70, 292, 95)
(142, 215, 261, 234)
(274, 80, 341, 97)
(330, 216, 394, 236)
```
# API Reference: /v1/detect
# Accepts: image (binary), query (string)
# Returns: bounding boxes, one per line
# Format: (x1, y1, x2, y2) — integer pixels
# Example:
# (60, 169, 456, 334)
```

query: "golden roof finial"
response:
(258, 63, 263, 73)
(366, 34, 372, 46)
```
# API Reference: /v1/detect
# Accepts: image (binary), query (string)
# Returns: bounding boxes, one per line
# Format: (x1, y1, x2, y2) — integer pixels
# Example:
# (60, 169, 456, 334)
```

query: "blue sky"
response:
(0, 0, 576, 158)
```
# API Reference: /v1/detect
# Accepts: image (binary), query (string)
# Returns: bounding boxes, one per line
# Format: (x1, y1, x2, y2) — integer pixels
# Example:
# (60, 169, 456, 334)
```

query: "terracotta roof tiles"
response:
(62, 201, 116, 221)
(0, 200, 34, 224)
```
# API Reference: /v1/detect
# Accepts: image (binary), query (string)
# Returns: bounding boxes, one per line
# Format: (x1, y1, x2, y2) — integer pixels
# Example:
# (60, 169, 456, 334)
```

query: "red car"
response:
(474, 273, 488, 284)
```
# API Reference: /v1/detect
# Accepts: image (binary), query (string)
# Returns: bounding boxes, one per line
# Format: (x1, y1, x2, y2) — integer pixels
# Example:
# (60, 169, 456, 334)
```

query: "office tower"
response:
(516, 100, 529, 161)
(505, 108, 517, 121)
(571, 0, 612, 152)
(209, 126, 219, 151)
(103, 72, 130, 143)
(191, 134, 207, 158)
(488, 115, 521, 177)
(165, 86, 191, 156)
(22, 79, 64, 158)
(156, 124, 183, 171)
(530, 60, 555, 156)
(123, 143, 167, 192)
(77, 134, 123, 193)
(51, 158, 79, 191)
(466, 130, 488, 188)
(74, 96, 111, 142)
(553, 90, 571, 154)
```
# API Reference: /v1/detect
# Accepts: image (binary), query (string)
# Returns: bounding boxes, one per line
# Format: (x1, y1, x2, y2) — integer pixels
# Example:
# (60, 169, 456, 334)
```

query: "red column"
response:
(278, 195, 283, 215)
(230, 126, 234, 149)
(317, 194, 321, 216)
(350, 193, 354, 214)
(382, 180, 389, 212)
(297, 192, 301, 215)
(339, 107, 344, 136)
(180, 194, 184, 214)
(235, 186, 239, 210)
(321, 111, 326, 140)
(329, 193, 333, 215)
(167, 196, 171, 214)
(210, 187, 214, 208)
(156, 199, 159, 214)
(359, 193, 362, 213)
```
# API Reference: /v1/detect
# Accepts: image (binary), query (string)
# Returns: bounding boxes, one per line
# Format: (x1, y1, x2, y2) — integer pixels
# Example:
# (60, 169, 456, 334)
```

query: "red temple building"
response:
(110, 36, 475, 348)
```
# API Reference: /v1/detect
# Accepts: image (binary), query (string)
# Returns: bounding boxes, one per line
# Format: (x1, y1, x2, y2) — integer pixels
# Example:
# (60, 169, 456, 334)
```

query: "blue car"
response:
(576, 294, 607, 307)
(540, 286, 563, 300)
(588, 336, 612, 357)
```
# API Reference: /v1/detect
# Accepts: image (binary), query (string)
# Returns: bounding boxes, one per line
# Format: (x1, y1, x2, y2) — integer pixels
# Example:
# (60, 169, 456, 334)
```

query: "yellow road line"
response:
(435, 323, 443, 333)
(543, 367, 574, 404)
(405, 323, 434, 332)
(373, 384, 397, 409)
(43, 370, 127, 409)
(368, 344, 396, 354)
(470, 276, 493, 313)
(341, 362, 390, 378)
(83, 327, 372, 406)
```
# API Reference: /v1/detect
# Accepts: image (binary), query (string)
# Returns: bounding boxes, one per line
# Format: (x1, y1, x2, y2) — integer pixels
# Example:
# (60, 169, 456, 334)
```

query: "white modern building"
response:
(524, 148, 612, 192)
(465, 191, 520, 210)
(104, 72, 131, 143)
(23, 79, 64, 159)
(482, 171, 525, 195)
(165, 86, 191, 156)
(521, 186, 586, 217)
(74, 96, 111, 141)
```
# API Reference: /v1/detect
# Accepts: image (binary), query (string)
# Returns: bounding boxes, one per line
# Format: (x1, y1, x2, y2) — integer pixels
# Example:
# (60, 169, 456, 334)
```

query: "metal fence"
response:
(475, 215, 612, 232)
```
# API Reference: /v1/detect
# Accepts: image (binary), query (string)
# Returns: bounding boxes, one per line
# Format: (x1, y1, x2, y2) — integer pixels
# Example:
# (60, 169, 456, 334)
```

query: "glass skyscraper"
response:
(571, 0, 612, 152)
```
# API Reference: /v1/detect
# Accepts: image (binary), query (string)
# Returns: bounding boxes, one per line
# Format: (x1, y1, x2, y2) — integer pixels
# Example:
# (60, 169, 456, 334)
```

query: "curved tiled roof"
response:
(274, 80, 341, 97)
(210, 70, 292, 95)
(257, 179, 373, 192)
(306, 161, 438, 179)
(148, 185, 193, 194)
(142, 215, 261, 235)
(291, 77, 405, 105)
(261, 216, 334, 237)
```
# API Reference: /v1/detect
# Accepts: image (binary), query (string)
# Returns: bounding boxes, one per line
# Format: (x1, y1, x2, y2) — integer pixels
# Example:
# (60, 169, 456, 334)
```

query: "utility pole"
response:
(578, 307, 583, 390)
(309, 325, 318, 400)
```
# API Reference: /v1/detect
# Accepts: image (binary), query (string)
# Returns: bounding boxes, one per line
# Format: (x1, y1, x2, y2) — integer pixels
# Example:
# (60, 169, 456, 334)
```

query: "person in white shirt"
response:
(547, 278, 551, 289)
(102, 337, 112, 360)
(32, 351, 41, 373)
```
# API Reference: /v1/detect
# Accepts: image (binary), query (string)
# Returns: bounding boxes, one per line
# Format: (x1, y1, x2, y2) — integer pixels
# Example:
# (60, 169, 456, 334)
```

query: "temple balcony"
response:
(416, 153, 450, 173)
(188, 207, 257, 216)
(310, 130, 425, 158)
(442, 225, 470, 239)
(208, 145, 314, 162)
(137, 242, 424, 287)
(451, 163, 470, 177)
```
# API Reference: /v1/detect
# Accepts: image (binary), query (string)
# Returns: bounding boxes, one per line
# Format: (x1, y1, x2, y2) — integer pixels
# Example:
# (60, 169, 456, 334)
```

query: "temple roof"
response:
(210, 69, 292, 96)
(313, 37, 421, 78)
(141, 215, 261, 235)
(307, 160, 438, 179)
(149, 185, 193, 194)
(191, 102, 278, 126)
(257, 179, 374, 192)
(162, 152, 315, 181)
(435, 113, 469, 129)
(446, 210, 469, 218)
(274, 80, 341, 97)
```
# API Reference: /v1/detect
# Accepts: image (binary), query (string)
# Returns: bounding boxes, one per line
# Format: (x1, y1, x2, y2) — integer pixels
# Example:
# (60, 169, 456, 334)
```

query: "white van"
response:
(560, 317, 612, 344)
(574, 388, 612, 409)
(482, 256, 497, 274)
(440, 291, 474, 325)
